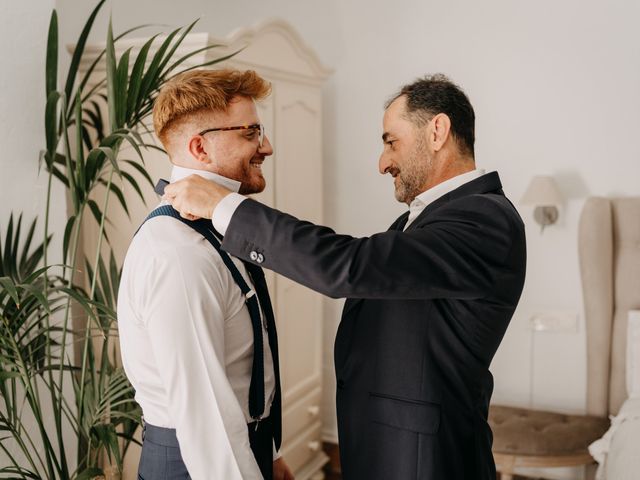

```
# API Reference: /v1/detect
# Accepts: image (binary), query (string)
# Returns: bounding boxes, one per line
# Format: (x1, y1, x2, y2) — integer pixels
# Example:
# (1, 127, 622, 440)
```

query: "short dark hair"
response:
(387, 74, 475, 158)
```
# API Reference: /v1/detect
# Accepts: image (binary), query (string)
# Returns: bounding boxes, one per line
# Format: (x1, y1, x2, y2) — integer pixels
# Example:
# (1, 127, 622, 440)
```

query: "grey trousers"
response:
(138, 423, 190, 480)
(138, 416, 275, 480)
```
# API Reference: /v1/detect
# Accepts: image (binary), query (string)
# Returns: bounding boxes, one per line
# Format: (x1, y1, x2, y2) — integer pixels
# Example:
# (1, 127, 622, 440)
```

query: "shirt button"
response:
(256, 253, 264, 264)
(250, 251, 258, 261)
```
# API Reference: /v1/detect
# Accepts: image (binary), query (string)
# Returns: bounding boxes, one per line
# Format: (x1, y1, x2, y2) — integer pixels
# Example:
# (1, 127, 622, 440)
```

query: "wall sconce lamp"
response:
(520, 175, 563, 232)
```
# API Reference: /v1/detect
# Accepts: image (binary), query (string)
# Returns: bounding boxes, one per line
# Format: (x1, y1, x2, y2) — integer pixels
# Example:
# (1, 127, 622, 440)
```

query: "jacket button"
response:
(337, 379, 345, 389)
(250, 251, 258, 261)
(256, 253, 264, 264)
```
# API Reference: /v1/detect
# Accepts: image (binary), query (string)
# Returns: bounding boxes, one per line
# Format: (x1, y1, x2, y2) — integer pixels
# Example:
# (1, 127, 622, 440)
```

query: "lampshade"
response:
(520, 175, 563, 207)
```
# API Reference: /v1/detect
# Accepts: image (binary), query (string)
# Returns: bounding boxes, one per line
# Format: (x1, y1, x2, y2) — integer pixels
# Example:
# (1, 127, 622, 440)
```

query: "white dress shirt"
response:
(212, 169, 488, 234)
(118, 166, 276, 480)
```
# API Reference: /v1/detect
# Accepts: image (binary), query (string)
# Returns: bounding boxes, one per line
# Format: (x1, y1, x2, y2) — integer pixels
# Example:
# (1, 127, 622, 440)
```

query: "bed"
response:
(580, 197, 640, 480)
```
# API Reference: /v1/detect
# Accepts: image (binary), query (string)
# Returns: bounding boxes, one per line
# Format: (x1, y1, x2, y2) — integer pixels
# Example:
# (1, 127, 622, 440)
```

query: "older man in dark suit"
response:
(164, 74, 526, 480)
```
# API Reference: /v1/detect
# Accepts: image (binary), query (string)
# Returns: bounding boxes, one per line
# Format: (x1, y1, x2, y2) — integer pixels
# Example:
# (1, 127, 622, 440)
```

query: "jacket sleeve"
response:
(221, 195, 521, 300)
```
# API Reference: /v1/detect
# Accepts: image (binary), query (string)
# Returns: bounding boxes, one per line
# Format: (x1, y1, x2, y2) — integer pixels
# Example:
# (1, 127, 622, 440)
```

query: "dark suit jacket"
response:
(221, 172, 526, 480)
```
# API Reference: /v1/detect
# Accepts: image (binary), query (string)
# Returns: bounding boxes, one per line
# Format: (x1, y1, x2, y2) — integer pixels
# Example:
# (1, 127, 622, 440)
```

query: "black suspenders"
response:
(139, 205, 268, 421)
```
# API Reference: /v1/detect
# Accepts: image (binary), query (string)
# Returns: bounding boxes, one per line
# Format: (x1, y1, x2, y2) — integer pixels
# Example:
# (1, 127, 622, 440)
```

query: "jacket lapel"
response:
(405, 171, 504, 232)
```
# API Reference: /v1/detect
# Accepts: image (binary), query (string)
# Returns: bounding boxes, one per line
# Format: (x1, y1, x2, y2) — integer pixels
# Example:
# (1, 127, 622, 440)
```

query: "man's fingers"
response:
(160, 174, 218, 220)
(163, 193, 199, 220)
(163, 182, 178, 196)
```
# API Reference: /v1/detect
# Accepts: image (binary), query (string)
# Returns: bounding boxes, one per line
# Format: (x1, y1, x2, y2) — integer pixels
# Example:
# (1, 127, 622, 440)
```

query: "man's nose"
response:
(259, 135, 274, 156)
(379, 152, 391, 175)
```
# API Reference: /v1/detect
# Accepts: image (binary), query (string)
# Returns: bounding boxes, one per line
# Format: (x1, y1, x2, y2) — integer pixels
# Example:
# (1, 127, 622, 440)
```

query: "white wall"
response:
(0, 0, 65, 256)
(26, 1, 640, 478)
(0, 0, 70, 469)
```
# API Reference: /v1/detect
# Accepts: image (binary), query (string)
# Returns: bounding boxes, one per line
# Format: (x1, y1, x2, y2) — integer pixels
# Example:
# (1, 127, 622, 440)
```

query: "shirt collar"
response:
(169, 165, 241, 193)
(404, 169, 487, 230)
(412, 169, 487, 210)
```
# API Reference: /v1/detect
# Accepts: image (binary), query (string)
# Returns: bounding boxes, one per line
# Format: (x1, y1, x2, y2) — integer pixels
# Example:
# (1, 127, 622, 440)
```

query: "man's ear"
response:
(429, 113, 452, 153)
(187, 134, 211, 166)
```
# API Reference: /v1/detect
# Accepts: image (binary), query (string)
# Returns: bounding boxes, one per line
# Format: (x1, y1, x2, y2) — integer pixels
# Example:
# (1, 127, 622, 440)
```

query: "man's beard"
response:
(238, 164, 266, 195)
(394, 137, 431, 205)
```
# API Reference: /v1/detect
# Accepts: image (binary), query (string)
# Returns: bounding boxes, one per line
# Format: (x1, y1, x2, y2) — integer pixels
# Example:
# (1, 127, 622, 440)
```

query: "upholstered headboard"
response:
(579, 197, 640, 417)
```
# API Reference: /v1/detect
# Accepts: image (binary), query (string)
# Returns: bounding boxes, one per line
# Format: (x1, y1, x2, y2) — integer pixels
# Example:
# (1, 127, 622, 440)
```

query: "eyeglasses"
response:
(198, 124, 265, 148)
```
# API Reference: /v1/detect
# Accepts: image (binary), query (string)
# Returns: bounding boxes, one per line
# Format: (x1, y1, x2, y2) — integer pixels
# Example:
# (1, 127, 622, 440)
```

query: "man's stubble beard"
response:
(238, 165, 266, 195)
(394, 136, 432, 205)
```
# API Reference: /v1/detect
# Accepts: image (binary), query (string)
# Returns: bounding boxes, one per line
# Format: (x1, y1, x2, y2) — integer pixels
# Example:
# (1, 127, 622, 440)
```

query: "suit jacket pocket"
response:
(369, 392, 440, 435)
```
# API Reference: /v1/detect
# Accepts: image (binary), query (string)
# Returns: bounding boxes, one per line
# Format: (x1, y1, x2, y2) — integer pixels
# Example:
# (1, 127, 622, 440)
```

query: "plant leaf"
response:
(162, 43, 227, 79)
(76, 24, 156, 103)
(156, 19, 199, 77)
(105, 18, 118, 133)
(45, 91, 62, 161)
(106, 181, 130, 219)
(2, 214, 15, 278)
(109, 251, 120, 299)
(46, 10, 58, 97)
(0, 277, 20, 307)
(62, 215, 76, 264)
(126, 35, 157, 123)
(115, 48, 131, 128)
(124, 159, 154, 189)
(135, 27, 181, 113)
(75, 93, 86, 189)
(97, 255, 113, 307)
(64, 0, 106, 111)
(103, 131, 143, 162)
(121, 171, 145, 206)
(86, 200, 111, 239)
(168, 48, 243, 80)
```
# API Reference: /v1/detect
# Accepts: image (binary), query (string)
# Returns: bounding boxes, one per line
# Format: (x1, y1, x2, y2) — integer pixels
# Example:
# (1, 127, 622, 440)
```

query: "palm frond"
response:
(0, 214, 51, 282)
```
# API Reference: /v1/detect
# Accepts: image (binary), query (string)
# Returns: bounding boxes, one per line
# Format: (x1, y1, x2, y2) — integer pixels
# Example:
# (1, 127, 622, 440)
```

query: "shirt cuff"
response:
(273, 440, 281, 461)
(212, 192, 246, 235)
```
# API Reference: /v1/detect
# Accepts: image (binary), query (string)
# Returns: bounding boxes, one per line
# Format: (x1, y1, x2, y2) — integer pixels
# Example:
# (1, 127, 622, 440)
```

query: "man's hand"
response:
(273, 457, 294, 480)
(163, 174, 232, 220)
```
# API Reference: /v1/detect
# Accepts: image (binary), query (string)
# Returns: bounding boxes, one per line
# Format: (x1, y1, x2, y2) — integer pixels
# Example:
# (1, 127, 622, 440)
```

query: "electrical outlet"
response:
(529, 311, 579, 332)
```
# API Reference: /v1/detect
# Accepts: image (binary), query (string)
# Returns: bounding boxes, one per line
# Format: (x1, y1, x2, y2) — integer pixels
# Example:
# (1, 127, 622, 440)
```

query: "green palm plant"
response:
(0, 215, 52, 284)
(0, 1, 238, 478)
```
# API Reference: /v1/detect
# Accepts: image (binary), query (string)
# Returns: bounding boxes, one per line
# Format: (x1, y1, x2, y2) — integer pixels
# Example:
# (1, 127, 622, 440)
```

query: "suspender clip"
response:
(245, 290, 256, 301)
